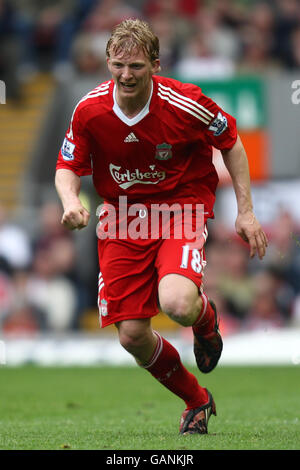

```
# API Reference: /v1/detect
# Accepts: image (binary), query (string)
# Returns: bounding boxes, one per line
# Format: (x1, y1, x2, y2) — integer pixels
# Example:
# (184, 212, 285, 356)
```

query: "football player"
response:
(55, 19, 267, 435)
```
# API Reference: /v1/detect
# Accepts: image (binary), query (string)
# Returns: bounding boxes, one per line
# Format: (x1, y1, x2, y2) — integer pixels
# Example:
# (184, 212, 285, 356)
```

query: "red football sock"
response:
(142, 332, 208, 410)
(192, 292, 215, 336)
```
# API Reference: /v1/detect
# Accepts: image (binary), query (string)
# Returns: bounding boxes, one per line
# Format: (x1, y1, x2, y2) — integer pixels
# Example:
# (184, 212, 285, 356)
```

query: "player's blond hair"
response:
(106, 18, 160, 63)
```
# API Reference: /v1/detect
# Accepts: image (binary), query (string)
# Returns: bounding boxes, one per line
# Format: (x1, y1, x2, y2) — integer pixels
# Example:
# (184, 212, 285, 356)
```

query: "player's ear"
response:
(106, 57, 112, 71)
(152, 59, 161, 74)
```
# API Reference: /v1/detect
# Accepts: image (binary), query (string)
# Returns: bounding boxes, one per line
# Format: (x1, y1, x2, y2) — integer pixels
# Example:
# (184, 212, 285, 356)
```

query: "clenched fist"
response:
(61, 204, 90, 230)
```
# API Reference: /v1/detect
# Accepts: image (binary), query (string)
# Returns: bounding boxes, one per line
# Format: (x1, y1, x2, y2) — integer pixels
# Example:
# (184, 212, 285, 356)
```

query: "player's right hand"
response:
(61, 204, 90, 230)
(235, 210, 268, 260)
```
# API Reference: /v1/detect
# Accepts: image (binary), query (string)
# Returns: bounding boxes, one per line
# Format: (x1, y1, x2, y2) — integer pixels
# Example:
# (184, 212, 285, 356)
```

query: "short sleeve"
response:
(56, 105, 92, 176)
(199, 93, 238, 151)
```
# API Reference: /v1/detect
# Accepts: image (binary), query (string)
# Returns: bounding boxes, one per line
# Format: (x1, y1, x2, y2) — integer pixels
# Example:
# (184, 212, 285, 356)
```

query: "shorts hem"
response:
(158, 270, 203, 290)
(100, 309, 160, 328)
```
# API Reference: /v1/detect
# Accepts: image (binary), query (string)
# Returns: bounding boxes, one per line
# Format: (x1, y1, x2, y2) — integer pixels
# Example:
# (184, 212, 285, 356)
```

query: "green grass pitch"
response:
(0, 365, 299, 450)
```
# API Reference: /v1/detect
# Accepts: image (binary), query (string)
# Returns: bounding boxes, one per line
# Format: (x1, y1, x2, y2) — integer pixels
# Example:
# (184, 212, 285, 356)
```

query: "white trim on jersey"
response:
(66, 82, 111, 140)
(112, 80, 153, 126)
(157, 83, 214, 125)
(158, 83, 215, 118)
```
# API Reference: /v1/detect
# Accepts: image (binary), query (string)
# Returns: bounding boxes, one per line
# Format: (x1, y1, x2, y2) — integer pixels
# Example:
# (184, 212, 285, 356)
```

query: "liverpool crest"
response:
(100, 299, 108, 316)
(155, 142, 172, 160)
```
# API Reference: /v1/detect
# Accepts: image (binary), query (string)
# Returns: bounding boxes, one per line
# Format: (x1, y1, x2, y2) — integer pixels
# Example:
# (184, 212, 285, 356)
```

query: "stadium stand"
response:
(0, 73, 55, 210)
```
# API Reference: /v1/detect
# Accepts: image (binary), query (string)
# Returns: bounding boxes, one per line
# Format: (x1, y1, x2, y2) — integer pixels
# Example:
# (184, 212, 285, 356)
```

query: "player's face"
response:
(107, 48, 160, 102)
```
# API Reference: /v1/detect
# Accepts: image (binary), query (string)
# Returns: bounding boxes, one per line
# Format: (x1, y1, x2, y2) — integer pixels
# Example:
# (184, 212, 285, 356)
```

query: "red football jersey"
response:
(56, 75, 237, 217)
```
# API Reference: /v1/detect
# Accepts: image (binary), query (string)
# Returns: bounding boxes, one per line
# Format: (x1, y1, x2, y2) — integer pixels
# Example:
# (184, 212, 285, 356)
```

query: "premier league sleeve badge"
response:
(208, 112, 228, 136)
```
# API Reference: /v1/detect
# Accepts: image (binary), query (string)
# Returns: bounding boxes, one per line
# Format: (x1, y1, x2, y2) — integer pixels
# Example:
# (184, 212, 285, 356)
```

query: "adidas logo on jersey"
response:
(124, 132, 139, 143)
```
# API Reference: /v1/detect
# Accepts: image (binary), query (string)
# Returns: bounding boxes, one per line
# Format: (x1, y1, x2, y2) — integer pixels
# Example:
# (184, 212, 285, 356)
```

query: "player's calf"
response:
(116, 318, 158, 364)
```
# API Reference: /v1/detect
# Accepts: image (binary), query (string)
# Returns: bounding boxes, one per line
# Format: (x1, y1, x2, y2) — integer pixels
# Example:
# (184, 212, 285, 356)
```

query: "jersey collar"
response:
(112, 80, 153, 127)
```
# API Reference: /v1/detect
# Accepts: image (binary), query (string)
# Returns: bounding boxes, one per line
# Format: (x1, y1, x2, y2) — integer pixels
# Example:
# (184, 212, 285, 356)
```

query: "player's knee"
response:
(118, 325, 149, 354)
(160, 293, 195, 326)
(119, 333, 141, 353)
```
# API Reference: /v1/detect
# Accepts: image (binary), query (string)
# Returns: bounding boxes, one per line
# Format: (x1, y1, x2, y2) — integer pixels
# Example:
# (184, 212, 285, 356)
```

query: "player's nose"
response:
(121, 66, 133, 80)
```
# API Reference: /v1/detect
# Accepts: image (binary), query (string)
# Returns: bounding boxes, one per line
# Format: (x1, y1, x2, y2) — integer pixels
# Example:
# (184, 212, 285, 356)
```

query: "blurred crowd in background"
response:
(1, 199, 300, 336)
(2, 0, 300, 97)
(1, 0, 300, 337)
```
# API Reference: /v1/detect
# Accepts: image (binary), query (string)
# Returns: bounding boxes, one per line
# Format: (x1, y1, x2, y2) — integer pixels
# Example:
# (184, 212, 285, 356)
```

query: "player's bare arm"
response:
(55, 168, 90, 230)
(221, 135, 268, 260)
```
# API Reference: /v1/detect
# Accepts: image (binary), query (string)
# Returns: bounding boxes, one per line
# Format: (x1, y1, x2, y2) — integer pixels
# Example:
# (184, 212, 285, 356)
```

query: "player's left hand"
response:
(235, 211, 268, 260)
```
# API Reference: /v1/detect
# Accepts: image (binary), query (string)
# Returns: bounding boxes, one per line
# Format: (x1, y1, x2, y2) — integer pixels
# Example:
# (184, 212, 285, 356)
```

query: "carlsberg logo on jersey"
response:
(109, 163, 166, 189)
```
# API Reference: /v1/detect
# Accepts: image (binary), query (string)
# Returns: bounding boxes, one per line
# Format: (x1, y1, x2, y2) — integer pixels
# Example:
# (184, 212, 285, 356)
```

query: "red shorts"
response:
(97, 211, 208, 327)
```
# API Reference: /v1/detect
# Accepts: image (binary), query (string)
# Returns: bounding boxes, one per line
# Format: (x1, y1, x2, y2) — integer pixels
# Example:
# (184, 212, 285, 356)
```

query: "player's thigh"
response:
(156, 237, 206, 285)
(97, 238, 159, 327)
(156, 238, 206, 312)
